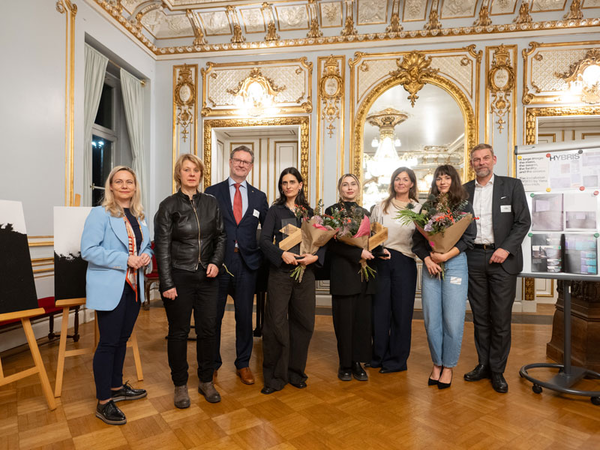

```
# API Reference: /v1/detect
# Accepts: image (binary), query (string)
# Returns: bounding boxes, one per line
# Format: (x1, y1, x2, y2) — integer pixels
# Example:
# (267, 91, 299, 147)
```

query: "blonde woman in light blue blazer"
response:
(81, 166, 152, 426)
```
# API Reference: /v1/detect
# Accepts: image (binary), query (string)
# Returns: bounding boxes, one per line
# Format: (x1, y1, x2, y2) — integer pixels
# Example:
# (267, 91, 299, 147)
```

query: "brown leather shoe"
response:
(236, 367, 255, 385)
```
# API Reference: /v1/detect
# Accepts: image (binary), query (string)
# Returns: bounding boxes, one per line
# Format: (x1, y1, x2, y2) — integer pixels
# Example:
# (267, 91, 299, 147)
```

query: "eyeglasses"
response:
(232, 158, 253, 167)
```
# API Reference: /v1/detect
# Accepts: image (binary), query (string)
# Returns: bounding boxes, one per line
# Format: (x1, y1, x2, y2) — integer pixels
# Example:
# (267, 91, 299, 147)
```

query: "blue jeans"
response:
(421, 252, 468, 368)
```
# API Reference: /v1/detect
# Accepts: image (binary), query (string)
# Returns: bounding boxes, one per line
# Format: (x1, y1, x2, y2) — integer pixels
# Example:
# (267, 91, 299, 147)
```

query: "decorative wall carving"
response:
(441, 0, 478, 19)
(522, 41, 600, 105)
(525, 106, 600, 144)
(173, 64, 199, 191)
(491, 0, 518, 15)
(341, 0, 358, 35)
(357, 0, 388, 25)
(320, 1, 343, 27)
(488, 45, 516, 132)
(276, 5, 310, 30)
(532, 0, 568, 12)
(317, 55, 345, 201)
(389, 52, 440, 106)
(201, 59, 312, 117)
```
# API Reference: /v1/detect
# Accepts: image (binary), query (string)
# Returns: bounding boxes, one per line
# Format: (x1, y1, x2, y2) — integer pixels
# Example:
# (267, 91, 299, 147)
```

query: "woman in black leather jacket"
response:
(154, 154, 226, 407)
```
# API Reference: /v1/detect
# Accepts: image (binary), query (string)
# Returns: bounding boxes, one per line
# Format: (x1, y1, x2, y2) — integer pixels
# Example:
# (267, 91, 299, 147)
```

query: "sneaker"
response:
(198, 381, 221, 403)
(96, 400, 126, 425)
(111, 381, 147, 402)
(174, 384, 191, 409)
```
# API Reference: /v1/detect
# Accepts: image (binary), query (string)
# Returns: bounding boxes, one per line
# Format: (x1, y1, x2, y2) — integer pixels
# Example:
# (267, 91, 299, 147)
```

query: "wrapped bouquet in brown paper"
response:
(398, 193, 475, 277)
(278, 200, 340, 282)
(336, 207, 388, 281)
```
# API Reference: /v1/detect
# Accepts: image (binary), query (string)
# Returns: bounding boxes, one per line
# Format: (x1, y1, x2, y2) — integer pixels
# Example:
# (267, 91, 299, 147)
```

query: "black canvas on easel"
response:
(0, 200, 38, 315)
(53, 207, 92, 301)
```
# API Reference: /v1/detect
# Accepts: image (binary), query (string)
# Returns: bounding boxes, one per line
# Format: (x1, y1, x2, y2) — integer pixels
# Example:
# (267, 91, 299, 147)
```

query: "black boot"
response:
(352, 362, 368, 381)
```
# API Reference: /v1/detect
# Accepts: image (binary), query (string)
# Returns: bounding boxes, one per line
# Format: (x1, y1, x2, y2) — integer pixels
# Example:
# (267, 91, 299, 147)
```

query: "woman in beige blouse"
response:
(370, 167, 421, 373)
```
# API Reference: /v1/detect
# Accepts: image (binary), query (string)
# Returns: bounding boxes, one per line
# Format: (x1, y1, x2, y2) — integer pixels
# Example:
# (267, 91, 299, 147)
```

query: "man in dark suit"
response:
(463, 143, 531, 393)
(205, 146, 268, 385)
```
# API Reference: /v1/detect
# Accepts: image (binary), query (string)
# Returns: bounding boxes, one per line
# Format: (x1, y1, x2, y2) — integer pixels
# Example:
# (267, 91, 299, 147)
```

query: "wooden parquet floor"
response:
(2, 303, 600, 450)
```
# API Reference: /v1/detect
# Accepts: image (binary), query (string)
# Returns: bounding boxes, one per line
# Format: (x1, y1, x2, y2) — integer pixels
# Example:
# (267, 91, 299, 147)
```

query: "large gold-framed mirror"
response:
(353, 67, 477, 210)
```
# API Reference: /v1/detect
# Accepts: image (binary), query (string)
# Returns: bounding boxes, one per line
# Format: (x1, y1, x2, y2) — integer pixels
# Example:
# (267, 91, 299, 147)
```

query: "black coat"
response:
(154, 190, 226, 291)
(325, 202, 377, 296)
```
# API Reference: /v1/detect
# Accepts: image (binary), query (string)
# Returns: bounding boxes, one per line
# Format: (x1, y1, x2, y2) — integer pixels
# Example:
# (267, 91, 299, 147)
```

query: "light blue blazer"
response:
(81, 206, 152, 311)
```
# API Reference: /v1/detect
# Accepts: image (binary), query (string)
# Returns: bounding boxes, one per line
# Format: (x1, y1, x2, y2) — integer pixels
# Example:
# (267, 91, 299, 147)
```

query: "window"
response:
(90, 69, 131, 206)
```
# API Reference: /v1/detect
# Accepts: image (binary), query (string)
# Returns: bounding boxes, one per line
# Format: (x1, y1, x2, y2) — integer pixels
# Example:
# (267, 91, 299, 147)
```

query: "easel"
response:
(0, 308, 57, 410)
(53, 195, 144, 397)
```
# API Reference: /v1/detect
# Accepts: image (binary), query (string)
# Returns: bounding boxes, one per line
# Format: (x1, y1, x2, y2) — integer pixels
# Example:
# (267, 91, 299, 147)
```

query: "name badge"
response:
(501, 205, 511, 213)
(253, 209, 260, 218)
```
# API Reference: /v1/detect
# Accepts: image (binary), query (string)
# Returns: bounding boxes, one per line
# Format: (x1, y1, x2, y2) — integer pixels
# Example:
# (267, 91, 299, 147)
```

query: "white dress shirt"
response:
(473, 174, 495, 245)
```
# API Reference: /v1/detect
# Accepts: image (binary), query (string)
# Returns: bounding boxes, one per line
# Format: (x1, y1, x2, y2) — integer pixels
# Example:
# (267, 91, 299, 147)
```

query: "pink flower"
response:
(429, 241, 435, 247)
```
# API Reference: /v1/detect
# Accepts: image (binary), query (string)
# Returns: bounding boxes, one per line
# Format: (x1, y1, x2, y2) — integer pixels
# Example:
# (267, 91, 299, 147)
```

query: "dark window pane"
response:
(95, 84, 113, 129)
(92, 135, 113, 206)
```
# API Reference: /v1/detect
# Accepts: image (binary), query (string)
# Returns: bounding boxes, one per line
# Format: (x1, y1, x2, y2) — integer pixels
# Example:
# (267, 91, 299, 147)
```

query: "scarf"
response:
(123, 215, 141, 301)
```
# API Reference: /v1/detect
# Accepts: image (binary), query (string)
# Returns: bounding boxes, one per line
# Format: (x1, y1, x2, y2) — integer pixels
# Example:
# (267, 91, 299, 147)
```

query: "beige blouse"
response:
(371, 199, 422, 260)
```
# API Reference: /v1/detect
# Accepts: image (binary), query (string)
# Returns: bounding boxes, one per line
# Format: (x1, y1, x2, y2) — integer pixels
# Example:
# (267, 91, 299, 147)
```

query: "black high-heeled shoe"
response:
(428, 365, 442, 386)
(437, 368, 453, 390)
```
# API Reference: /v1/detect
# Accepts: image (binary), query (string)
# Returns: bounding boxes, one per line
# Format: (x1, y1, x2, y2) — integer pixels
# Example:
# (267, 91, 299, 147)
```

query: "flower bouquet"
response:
(397, 194, 473, 277)
(279, 200, 340, 282)
(335, 205, 388, 281)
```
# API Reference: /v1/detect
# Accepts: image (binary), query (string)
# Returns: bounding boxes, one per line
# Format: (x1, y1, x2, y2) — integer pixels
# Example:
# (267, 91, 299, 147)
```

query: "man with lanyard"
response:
(205, 146, 268, 385)
(463, 143, 531, 393)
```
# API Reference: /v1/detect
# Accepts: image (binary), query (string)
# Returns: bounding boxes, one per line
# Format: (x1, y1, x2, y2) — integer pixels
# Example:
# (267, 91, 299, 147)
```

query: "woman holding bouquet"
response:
(325, 174, 376, 381)
(259, 167, 322, 394)
(412, 165, 476, 389)
(370, 167, 421, 374)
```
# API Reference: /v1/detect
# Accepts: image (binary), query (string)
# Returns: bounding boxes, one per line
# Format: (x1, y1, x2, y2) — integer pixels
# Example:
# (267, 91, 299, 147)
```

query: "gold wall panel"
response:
(201, 58, 313, 117)
(316, 55, 345, 202)
(172, 64, 199, 192)
(522, 40, 600, 105)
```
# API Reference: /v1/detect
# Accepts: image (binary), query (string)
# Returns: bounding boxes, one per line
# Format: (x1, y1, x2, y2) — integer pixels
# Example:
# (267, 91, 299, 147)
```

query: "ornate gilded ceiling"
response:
(94, 0, 600, 56)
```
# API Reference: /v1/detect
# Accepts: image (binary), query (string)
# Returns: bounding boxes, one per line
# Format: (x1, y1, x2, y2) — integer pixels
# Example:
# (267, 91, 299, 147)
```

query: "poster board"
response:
(54, 207, 92, 300)
(0, 200, 39, 314)
(516, 139, 600, 280)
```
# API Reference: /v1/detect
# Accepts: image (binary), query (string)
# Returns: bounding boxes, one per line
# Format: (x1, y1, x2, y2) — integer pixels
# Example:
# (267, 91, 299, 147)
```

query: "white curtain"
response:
(83, 45, 108, 205)
(120, 68, 147, 208)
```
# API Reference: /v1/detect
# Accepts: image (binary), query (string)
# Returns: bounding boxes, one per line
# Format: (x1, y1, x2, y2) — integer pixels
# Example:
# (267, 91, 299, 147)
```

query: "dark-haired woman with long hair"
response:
(412, 165, 476, 389)
(259, 167, 322, 394)
(370, 167, 421, 374)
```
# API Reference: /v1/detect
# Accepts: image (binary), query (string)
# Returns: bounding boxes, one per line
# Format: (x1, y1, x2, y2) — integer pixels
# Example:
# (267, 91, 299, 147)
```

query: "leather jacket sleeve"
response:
(154, 197, 176, 292)
(209, 198, 226, 268)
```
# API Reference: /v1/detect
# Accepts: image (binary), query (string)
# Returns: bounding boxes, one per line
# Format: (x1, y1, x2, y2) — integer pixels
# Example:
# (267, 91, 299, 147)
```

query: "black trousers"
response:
(215, 252, 257, 370)
(467, 248, 517, 373)
(163, 267, 218, 385)
(332, 290, 372, 369)
(371, 250, 417, 371)
(262, 266, 315, 391)
(94, 283, 140, 400)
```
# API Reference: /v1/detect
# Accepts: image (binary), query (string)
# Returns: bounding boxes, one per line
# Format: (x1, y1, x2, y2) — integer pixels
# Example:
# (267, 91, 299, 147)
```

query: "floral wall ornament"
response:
(341, 0, 357, 36)
(474, 3, 492, 27)
(226, 5, 246, 44)
(174, 64, 197, 142)
(386, 0, 403, 33)
(186, 9, 207, 46)
(389, 52, 440, 107)
(564, 0, 583, 20)
(514, 1, 533, 24)
(556, 48, 600, 104)
(227, 68, 286, 116)
(307, 0, 323, 38)
(488, 45, 515, 133)
(424, 0, 442, 30)
(262, 3, 280, 41)
(319, 56, 343, 137)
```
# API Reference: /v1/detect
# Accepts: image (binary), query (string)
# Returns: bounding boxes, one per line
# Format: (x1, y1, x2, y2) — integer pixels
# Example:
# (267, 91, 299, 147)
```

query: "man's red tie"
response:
(234, 183, 243, 224)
